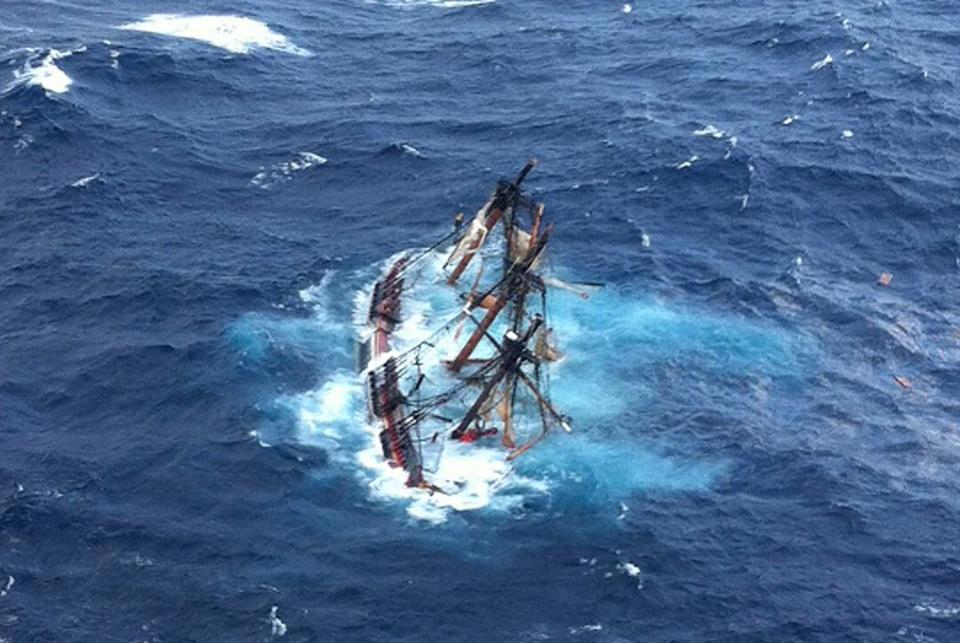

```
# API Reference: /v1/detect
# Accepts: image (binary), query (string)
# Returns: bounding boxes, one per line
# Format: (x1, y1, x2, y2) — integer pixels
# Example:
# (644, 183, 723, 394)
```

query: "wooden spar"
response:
(499, 373, 518, 449)
(529, 203, 543, 246)
(448, 226, 553, 373)
(450, 353, 511, 440)
(516, 368, 571, 433)
(447, 205, 505, 285)
(451, 316, 542, 440)
(449, 294, 509, 372)
(446, 159, 538, 285)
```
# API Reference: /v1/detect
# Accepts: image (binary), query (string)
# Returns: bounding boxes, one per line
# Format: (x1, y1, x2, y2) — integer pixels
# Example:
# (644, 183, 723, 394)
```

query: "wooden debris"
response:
(894, 375, 912, 390)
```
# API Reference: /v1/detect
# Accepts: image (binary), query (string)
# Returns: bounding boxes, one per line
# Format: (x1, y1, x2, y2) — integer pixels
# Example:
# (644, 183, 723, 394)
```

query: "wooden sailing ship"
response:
(360, 160, 585, 491)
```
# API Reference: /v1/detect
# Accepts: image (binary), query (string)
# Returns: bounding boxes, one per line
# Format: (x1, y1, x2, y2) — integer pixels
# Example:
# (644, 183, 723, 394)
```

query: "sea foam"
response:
(119, 14, 311, 56)
(6, 48, 76, 95)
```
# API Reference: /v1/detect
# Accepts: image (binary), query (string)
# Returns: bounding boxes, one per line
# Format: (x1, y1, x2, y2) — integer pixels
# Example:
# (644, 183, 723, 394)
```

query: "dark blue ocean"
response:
(2, 1, 959, 640)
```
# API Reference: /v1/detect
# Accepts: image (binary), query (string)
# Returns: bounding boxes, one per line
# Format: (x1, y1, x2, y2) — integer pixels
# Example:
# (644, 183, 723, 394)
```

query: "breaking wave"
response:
(4, 47, 79, 95)
(373, 0, 496, 8)
(119, 14, 312, 56)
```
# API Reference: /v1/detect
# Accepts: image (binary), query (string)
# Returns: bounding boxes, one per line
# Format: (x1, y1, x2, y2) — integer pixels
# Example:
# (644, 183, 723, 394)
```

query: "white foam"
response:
(675, 154, 698, 170)
(358, 435, 549, 524)
(914, 603, 960, 618)
(723, 135, 738, 160)
(120, 14, 311, 56)
(0, 576, 12, 598)
(7, 49, 74, 95)
(71, 172, 100, 188)
(618, 561, 643, 589)
(251, 152, 327, 189)
(268, 606, 287, 636)
(400, 143, 422, 157)
(811, 54, 833, 71)
(379, 0, 496, 7)
(570, 624, 603, 634)
(297, 375, 359, 441)
(693, 124, 725, 139)
(844, 49, 855, 56)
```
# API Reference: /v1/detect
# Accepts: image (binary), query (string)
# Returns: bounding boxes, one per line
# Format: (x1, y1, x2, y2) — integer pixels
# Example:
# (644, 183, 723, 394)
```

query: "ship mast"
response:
(442, 160, 568, 457)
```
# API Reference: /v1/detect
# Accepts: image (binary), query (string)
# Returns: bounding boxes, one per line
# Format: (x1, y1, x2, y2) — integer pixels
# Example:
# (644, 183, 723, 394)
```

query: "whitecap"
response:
(723, 135, 738, 160)
(914, 603, 960, 618)
(268, 606, 287, 636)
(811, 54, 833, 71)
(119, 14, 311, 56)
(376, 0, 495, 7)
(693, 124, 725, 139)
(13, 134, 33, 152)
(618, 561, 643, 588)
(251, 152, 327, 189)
(675, 154, 698, 170)
(7, 49, 74, 95)
(570, 624, 603, 634)
(0, 576, 12, 598)
(71, 172, 100, 188)
(400, 143, 422, 157)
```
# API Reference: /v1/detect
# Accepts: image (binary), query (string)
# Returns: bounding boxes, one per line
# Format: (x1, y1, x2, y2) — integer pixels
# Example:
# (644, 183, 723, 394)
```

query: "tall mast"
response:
(445, 159, 538, 286)
(450, 316, 543, 440)
(447, 227, 551, 372)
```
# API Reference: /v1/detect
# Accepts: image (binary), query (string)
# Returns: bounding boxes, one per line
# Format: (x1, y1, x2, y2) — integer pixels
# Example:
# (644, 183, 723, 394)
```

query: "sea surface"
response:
(2, 1, 959, 641)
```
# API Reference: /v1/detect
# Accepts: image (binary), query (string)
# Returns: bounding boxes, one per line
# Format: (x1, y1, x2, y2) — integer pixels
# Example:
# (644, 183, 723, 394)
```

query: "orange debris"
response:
(894, 375, 912, 390)
(878, 272, 893, 286)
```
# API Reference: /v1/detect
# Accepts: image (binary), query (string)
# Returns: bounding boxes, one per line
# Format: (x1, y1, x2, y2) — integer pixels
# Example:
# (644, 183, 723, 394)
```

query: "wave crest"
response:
(119, 14, 311, 56)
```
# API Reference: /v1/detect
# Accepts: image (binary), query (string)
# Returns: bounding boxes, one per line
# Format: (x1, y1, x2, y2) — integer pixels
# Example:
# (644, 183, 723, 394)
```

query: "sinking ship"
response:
(357, 160, 597, 492)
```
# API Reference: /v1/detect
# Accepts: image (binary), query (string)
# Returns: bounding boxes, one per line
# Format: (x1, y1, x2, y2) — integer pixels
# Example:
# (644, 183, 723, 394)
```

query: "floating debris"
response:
(877, 272, 893, 286)
(841, 129, 854, 139)
(622, 3, 632, 13)
(781, 115, 799, 126)
(894, 375, 912, 390)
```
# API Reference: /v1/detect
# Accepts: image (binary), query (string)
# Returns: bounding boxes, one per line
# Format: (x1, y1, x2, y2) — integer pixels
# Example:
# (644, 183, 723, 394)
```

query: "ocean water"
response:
(2, 1, 959, 641)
